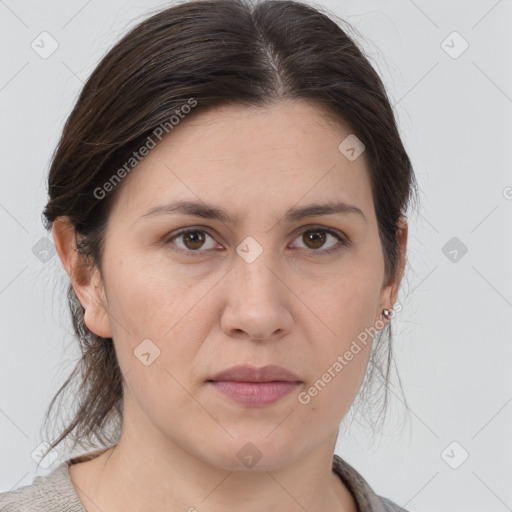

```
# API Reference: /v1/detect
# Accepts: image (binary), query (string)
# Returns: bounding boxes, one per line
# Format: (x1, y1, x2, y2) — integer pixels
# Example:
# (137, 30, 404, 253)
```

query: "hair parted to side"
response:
(40, 0, 419, 460)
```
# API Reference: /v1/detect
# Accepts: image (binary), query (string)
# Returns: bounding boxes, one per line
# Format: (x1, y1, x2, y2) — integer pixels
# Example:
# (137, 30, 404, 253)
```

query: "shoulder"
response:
(332, 454, 411, 512)
(0, 462, 85, 512)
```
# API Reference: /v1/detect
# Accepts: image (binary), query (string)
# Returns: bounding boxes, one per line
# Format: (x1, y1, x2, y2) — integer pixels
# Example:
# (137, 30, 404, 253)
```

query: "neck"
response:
(69, 432, 357, 512)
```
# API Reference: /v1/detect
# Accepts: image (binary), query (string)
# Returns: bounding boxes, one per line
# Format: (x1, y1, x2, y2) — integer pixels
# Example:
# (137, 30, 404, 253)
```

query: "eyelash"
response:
(164, 226, 348, 257)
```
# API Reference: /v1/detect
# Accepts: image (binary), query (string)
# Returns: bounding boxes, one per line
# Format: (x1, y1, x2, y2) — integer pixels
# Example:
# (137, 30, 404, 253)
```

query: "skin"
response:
(53, 99, 407, 512)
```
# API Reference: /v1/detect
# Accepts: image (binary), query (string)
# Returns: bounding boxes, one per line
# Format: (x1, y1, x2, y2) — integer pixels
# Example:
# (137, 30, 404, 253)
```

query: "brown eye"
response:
(167, 229, 218, 254)
(303, 229, 327, 249)
(292, 227, 346, 255)
(182, 230, 206, 250)
(166, 226, 347, 257)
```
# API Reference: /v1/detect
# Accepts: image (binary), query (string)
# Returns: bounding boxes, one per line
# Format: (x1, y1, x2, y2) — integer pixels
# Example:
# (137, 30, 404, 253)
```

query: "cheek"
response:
(303, 268, 381, 347)
(120, 355, 207, 449)
(294, 267, 381, 411)
(104, 256, 217, 384)
(103, 251, 200, 337)
(297, 334, 372, 431)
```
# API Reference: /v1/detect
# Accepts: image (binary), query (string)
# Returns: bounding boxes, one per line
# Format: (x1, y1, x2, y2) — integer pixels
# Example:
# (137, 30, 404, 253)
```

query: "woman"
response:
(0, 0, 417, 510)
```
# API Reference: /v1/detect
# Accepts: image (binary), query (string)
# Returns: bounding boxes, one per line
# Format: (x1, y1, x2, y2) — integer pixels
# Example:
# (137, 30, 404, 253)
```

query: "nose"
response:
(219, 251, 293, 343)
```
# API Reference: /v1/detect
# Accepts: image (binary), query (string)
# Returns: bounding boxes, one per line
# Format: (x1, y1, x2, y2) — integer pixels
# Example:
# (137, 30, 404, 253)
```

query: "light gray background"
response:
(1, 1, 511, 511)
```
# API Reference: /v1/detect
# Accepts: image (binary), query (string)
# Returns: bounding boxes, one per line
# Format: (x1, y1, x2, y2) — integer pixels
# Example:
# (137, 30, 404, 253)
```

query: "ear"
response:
(378, 216, 408, 321)
(52, 217, 112, 339)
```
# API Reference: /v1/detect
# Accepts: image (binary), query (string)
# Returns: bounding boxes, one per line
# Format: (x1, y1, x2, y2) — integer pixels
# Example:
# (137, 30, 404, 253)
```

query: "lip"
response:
(207, 364, 302, 407)
(208, 364, 301, 383)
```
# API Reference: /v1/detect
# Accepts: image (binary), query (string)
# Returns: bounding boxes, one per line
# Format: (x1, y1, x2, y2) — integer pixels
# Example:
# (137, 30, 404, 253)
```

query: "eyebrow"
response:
(138, 199, 367, 224)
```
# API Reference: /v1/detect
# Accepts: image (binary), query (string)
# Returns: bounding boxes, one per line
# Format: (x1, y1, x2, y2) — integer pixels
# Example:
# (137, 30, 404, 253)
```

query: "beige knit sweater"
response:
(0, 453, 409, 511)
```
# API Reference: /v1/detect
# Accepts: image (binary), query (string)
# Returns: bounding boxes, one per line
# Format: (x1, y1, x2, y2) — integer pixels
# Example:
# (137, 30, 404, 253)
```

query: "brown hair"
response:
(40, 0, 418, 460)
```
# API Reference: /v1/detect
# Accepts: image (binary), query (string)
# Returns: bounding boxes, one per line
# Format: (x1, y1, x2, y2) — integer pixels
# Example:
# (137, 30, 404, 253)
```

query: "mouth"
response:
(206, 380, 301, 407)
(208, 364, 301, 383)
(206, 364, 302, 407)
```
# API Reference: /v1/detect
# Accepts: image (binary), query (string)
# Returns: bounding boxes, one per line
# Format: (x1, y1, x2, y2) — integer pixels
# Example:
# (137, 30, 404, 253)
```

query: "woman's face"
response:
(65, 100, 405, 470)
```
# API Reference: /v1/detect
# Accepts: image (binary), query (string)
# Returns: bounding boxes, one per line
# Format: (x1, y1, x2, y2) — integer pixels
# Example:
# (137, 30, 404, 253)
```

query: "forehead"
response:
(110, 100, 374, 225)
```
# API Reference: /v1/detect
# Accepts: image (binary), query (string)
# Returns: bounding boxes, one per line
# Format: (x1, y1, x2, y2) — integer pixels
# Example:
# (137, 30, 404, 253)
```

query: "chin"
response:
(198, 434, 298, 472)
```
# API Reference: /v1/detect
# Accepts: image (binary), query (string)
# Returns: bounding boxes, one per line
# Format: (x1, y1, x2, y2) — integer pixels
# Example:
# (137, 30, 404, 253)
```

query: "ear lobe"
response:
(52, 216, 113, 339)
(82, 283, 113, 338)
